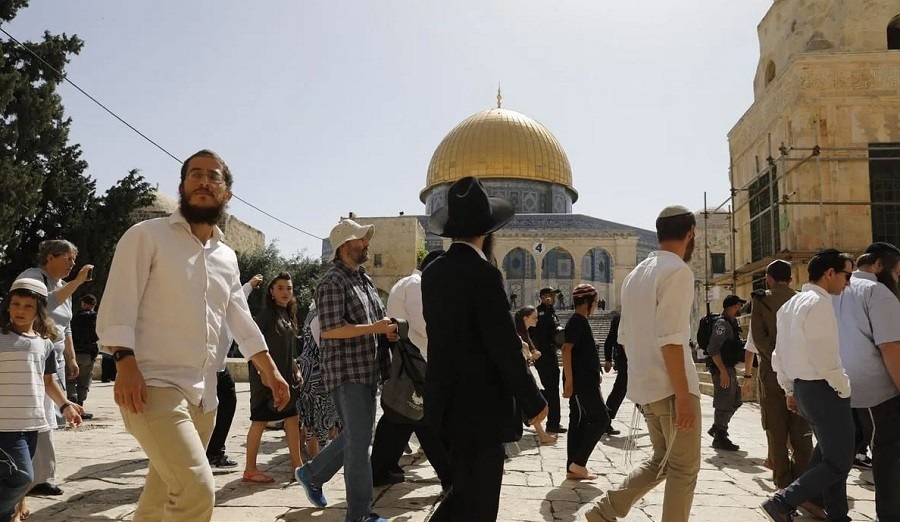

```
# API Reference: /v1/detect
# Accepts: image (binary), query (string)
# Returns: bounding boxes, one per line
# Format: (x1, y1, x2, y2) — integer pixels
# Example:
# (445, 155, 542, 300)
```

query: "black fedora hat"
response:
(429, 176, 515, 238)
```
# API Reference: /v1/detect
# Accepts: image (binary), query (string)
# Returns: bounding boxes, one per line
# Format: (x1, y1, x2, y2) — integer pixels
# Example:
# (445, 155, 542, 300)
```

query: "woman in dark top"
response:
(243, 273, 303, 483)
(514, 306, 558, 446)
(561, 284, 610, 480)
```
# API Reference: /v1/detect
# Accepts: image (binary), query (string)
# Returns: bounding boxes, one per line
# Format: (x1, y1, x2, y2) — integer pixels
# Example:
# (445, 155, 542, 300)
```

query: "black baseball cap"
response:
(723, 294, 747, 308)
(539, 287, 555, 296)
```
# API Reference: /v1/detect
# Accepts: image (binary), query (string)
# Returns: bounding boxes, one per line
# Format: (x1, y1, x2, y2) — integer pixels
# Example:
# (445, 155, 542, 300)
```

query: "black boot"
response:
(711, 431, 740, 451)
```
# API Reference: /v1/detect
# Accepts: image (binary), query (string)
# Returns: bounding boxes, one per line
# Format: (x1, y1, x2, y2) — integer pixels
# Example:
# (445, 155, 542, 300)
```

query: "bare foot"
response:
(567, 464, 597, 480)
(539, 434, 558, 445)
(16, 498, 29, 520)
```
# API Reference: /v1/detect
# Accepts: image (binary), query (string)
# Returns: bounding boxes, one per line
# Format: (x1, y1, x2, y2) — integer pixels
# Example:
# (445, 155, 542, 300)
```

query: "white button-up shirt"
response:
(386, 270, 427, 358)
(200, 282, 256, 412)
(98, 212, 268, 407)
(618, 250, 700, 405)
(772, 283, 850, 398)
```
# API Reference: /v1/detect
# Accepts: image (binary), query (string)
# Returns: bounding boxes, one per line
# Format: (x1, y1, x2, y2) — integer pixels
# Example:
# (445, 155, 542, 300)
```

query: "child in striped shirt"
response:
(0, 278, 82, 522)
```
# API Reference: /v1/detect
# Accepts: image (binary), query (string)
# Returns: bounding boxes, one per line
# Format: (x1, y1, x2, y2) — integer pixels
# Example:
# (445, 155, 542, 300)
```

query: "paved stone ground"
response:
(23, 373, 876, 521)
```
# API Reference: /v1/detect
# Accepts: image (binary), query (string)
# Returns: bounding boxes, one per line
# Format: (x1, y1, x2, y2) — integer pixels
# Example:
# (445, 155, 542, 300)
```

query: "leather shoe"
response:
(712, 434, 740, 451)
(29, 482, 64, 496)
(209, 454, 239, 468)
(760, 498, 793, 521)
(605, 426, 621, 436)
(546, 425, 567, 434)
(373, 471, 404, 487)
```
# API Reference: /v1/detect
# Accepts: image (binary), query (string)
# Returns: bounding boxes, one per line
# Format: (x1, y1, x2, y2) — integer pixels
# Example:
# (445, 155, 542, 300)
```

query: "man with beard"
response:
(833, 242, 900, 521)
(294, 218, 399, 522)
(423, 176, 547, 521)
(532, 286, 566, 434)
(97, 150, 291, 522)
(587, 205, 701, 522)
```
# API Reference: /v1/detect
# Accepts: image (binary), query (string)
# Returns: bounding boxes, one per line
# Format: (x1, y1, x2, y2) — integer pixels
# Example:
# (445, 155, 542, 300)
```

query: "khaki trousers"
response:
(120, 386, 216, 522)
(759, 366, 812, 489)
(589, 394, 701, 522)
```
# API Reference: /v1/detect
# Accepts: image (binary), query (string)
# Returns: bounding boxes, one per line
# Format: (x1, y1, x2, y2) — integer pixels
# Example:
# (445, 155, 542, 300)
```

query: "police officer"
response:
(707, 294, 746, 451)
(532, 287, 566, 433)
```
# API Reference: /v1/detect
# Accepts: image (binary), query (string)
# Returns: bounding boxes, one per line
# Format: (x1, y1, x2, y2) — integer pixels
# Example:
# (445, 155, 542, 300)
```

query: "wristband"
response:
(60, 402, 71, 413)
(113, 348, 136, 362)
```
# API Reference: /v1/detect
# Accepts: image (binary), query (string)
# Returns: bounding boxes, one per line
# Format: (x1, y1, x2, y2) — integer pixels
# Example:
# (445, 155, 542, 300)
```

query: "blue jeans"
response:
(776, 379, 853, 522)
(0, 431, 38, 521)
(302, 382, 377, 522)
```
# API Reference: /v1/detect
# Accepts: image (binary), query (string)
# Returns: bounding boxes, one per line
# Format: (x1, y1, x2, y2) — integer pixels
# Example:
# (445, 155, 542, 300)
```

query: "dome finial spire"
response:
(496, 83, 502, 108)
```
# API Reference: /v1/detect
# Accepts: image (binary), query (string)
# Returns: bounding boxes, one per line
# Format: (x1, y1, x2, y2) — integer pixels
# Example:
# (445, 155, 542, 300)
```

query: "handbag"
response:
(381, 320, 428, 423)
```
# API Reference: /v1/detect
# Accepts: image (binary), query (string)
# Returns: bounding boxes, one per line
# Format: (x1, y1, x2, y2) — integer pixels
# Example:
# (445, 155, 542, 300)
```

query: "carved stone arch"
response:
(889, 14, 900, 50)
(540, 247, 575, 280)
(502, 247, 537, 280)
(581, 247, 613, 284)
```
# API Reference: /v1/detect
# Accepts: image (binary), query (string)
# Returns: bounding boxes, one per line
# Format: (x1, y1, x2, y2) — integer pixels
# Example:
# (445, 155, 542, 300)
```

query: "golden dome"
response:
(422, 108, 575, 201)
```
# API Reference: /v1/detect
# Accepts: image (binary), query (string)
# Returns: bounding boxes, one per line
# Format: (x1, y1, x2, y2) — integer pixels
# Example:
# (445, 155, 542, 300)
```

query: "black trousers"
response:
(370, 414, 451, 489)
(852, 407, 874, 456)
(100, 353, 117, 382)
(870, 394, 900, 521)
(534, 354, 561, 428)
(431, 432, 504, 522)
(205, 367, 237, 459)
(606, 357, 628, 420)
(567, 382, 610, 468)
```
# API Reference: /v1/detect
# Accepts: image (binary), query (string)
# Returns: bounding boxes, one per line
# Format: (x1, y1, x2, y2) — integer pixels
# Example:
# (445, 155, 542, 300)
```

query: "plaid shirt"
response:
(315, 260, 389, 392)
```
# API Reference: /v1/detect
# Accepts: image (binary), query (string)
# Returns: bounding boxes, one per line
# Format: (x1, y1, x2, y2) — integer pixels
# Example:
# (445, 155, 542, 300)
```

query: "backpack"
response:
(696, 313, 720, 354)
(380, 338, 427, 424)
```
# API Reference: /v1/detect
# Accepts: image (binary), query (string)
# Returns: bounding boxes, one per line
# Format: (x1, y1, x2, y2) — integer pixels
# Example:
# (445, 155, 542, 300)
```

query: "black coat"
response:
(422, 243, 546, 443)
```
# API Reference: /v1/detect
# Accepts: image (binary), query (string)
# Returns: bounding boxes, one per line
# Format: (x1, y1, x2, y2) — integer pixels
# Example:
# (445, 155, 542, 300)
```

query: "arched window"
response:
(888, 14, 900, 50)
(764, 60, 776, 86)
(541, 247, 575, 280)
(502, 248, 536, 280)
(581, 248, 612, 283)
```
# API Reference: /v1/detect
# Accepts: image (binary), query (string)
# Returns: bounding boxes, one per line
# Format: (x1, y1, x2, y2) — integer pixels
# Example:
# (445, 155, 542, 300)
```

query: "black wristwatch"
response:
(112, 348, 136, 362)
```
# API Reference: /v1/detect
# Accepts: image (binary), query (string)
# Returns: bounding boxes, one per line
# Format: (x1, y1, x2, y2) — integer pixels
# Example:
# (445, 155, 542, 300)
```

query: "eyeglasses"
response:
(186, 170, 226, 185)
(837, 270, 853, 280)
(54, 253, 76, 262)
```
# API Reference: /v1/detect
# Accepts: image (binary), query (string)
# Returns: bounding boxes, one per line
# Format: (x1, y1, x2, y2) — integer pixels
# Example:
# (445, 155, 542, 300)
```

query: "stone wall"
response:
(729, 20, 900, 297)
(689, 210, 734, 330)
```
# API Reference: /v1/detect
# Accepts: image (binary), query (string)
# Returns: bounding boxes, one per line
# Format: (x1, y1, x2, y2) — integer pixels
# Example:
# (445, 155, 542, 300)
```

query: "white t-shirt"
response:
(619, 250, 700, 405)
(0, 331, 55, 432)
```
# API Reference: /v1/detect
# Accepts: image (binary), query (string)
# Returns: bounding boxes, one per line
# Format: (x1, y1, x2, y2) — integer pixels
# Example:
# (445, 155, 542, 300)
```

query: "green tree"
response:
(236, 242, 326, 320)
(0, 1, 154, 295)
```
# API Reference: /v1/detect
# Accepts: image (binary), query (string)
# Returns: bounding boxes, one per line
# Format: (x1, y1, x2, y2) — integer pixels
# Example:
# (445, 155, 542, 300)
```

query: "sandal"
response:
(242, 470, 276, 484)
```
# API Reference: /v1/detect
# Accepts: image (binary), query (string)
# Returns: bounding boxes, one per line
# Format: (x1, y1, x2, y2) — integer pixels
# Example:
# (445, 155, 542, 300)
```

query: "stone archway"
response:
(581, 247, 614, 310)
(502, 247, 536, 309)
(541, 247, 575, 309)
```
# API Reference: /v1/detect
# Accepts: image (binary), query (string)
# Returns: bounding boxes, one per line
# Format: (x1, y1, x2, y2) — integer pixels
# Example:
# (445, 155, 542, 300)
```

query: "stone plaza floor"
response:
(24, 372, 877, 521)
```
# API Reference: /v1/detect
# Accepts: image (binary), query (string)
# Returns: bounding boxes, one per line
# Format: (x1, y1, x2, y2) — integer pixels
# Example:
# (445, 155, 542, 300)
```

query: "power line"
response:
(0, 26, 324, 241)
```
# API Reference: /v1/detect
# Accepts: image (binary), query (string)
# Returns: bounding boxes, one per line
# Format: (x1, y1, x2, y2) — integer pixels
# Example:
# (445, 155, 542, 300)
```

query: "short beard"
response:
(683, 236, 695, 263)
(179, 192, 225, 225)
(355, 247, 369, 264)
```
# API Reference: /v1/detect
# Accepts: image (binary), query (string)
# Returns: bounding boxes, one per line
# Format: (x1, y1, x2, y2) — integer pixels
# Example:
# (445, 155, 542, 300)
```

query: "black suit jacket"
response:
(422, 243, 546, 443)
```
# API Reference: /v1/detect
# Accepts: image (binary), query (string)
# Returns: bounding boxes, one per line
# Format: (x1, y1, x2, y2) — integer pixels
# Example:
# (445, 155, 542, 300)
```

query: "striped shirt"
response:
(0, 331, 56, 432)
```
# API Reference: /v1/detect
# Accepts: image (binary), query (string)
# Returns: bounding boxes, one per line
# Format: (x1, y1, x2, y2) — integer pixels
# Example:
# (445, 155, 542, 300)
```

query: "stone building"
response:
(726, 1, 900, 295)
(690, 209, 734, 323)
(323, 102, 662, 309)
(134, 189, 265, 254)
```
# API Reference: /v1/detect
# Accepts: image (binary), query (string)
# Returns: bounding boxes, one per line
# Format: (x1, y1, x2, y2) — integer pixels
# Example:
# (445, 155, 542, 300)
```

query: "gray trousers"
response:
(776, 379, 853, 522)
(711, 366, 742, 431)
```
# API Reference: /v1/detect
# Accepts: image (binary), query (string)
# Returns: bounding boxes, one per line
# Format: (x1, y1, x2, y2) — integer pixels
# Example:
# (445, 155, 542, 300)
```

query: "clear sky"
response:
(6, 1, 772, 258)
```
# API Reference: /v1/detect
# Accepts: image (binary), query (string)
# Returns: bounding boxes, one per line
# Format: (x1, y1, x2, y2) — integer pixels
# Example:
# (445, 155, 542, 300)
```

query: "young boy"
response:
(562, 284, 610, 480)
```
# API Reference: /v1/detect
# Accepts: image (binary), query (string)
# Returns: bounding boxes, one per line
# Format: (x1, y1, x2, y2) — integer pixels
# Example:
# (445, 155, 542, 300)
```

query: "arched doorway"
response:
(502, 247, 536, 309)
(582, 247, 613, 309)
(541, 247, 575, 309)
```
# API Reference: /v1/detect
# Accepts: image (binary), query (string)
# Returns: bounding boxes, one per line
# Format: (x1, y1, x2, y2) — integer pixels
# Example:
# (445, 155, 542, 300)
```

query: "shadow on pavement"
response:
(544, 481, 602, 522)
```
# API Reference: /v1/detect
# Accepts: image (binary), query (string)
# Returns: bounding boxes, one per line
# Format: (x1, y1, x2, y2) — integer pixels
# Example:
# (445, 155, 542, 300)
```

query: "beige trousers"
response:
(588, 394, 701, 522)
(120, 386, 216, 522)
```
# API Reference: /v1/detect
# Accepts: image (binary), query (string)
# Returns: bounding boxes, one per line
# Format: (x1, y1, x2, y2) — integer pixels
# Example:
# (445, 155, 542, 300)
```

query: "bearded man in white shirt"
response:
(97, 150, 291, 522)
(761, 248, 854, 522)
(586, 205, 701, 522)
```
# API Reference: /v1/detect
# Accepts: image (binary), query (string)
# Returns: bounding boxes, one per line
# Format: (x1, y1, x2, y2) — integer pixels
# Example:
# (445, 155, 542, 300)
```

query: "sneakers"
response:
(295, 466, 327, 507)
(853, 453, 873, 470)
(28, 482, 64, 496)
(760, 498, 794, 522)
(354, 514, 388, 522)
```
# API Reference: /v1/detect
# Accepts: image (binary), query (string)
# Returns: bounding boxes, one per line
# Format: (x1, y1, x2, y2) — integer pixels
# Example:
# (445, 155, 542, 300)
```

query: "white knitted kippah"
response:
(657, 205, 692, 219)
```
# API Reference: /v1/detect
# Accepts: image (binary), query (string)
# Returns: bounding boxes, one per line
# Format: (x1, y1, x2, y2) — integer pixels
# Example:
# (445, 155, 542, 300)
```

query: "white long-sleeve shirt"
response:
(201, 282, 256, 412)
(618, 250, 700, 405)
(772, 283, 850, 398)
(386, 270, 427, 358)
(97, 212, 268, 407)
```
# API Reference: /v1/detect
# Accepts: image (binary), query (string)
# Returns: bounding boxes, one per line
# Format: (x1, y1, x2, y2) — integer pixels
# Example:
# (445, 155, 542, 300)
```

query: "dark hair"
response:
(573, 293, 597, 307)
(263, 272, 298, 331)
(858, 250, 900, 298)
(419, 249, 445, 271)
(513, 306, 537, 352)
(180, 149, 233, 189)
(807, 249, 854, 282)
(0, 288, 59, 342)
(766, 260, 792, 282)
(539, 287, 555, 297)
(80, 294, 97, 305)
(656, 212, 696, 242)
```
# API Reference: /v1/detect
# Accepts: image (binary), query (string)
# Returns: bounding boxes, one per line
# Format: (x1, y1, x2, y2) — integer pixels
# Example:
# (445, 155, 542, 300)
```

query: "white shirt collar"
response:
(168, 209, 224, 243)
(452, 241, 487, 261)
(801, 282, 831, 297)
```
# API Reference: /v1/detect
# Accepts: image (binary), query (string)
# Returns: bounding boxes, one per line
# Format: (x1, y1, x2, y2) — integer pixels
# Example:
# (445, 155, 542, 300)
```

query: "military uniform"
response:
(750, 285, 813, 489)
(533, 302, 564, 431)
(707, 315, 744, 444)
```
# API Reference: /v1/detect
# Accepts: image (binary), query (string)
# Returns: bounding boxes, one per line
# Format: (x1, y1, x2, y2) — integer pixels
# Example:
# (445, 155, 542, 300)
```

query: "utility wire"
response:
(0, 26, 324, 241)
